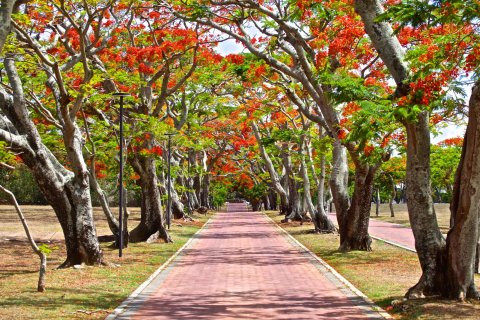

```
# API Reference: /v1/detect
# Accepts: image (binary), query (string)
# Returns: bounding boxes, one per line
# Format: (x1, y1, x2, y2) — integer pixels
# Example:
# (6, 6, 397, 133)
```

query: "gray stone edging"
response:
(371, 235, 416, 253)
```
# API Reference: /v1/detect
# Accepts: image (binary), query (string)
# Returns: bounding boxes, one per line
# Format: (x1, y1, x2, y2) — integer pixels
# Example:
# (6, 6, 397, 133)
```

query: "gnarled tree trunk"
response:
(330, 140, 350, 230)
(338, 163, 377, 252)
(0, 58, 103, 267)
(129, 152, 171, 243)
(445, 79, 480, 299)
(301, 158, 336, 232)
(301, 136, 336, 232)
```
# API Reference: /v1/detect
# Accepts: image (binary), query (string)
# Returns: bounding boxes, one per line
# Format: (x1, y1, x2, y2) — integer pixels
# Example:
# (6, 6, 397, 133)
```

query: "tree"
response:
(355, 0, 480, 299)
(0, 1, 113, 266)
(0, 0, 16, 52)
(168, 0, 397, 251)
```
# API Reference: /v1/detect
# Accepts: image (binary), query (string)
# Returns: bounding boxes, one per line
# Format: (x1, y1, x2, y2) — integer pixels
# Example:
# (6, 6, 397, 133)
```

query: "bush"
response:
(0, 165, 47, 205)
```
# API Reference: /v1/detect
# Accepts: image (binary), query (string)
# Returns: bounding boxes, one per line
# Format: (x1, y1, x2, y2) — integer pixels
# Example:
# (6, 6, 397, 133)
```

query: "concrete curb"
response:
(371, 235, 416, 253)
(105, 217, 214, 320)
(263, 212, 393, 320)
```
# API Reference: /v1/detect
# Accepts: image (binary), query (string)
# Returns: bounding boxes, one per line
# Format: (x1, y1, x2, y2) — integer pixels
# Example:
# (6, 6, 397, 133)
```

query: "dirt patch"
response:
(0, 205, 145, 242)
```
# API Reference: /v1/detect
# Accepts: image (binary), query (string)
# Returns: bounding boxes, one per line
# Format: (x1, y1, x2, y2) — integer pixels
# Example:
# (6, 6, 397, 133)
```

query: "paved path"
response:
(327, 213, 415, 252)
(114, 204, 385, 319)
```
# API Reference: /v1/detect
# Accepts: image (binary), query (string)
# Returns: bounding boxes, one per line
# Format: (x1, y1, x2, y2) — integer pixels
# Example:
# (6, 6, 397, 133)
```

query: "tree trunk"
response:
(29, 154, 104, 267)
(263, 195, 270, 211)
(338, 164, 376, 252)
(0, 0, 15, 53)
(404, 113, 446, 298)
(329, 140, 350, 229)
(159, 173, 186, 220)
(252, 121, 291, 215)
(282, 150, 303, 221)
(0, 59, 103, 267)
(375, 189, 380, 217)
(355, 0, 468, 298)
(300, 144, 335, 232)
(316, 154, 327, 215)
(324, 187, 333, 214)
(268, 189, 277, 210)
(129, 153, 172, 243)
(307, 133, 333, 230)
(0, 184, 47, 292)
(475, 242, 480, 274)
(389, 175, 396, 217)
(200, 174, 211, 208)
(251, 200, 262, 211)
(445, 79, 480, 299)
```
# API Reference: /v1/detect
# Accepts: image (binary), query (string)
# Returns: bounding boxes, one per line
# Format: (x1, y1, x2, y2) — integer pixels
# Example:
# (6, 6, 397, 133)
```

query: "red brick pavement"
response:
(118, 204, 385, 319)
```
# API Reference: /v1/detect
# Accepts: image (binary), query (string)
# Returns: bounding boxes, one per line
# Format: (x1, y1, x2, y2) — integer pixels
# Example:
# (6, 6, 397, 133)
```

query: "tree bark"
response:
(129, 152, 172, 243)
(200, 174, 211, 208)
(0, 0, 15, 52)
(389, 174, 396, 217)
(282, 149, 303, 221)
(301, 157, 336, 232)
(268, 188, 277, 210)
(300, 137, 336, 232)
(329, 140, 350, 230)
(338, 164, 377, 252)
(159, 174, 185, 219)
(0, 58, 103, 267)
(446, 79, 480, 299)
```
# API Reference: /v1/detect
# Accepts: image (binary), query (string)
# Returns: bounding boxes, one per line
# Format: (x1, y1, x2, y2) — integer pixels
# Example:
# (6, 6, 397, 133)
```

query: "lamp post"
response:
(186, 129, 191, 215)
(112, 92, 129, 257)
(165, 132, 176, 229)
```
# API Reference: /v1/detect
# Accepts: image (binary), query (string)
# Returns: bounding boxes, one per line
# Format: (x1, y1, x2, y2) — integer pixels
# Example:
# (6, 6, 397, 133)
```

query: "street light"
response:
(185, 129, 191, 215)
(164, 132, 176, 229)
(112, 92, 129, 257)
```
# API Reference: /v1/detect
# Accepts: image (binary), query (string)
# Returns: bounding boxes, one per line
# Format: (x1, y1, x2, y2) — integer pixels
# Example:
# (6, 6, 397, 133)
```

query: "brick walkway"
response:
(114, 204, 385, 319)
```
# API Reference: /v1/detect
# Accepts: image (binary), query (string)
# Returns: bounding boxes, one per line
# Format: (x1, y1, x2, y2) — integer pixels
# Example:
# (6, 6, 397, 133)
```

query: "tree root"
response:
(339, 235, 372, 252)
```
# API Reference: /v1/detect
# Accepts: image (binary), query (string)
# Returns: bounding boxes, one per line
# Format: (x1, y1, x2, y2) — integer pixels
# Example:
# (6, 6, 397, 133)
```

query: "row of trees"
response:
(0, 0, 478, 301)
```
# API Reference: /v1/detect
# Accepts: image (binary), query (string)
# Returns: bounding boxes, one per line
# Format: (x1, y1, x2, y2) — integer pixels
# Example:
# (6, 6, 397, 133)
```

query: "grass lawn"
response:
(0, 206, 214, 320)
(265, 210, 480, 320)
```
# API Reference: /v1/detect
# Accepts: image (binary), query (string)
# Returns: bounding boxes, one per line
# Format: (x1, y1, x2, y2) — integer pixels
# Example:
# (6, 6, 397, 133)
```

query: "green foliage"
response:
(210, 182, 231, 209)
(430, 144, 461, 202)
(0, 165, 46, 205)
(379, 0, 480, 27)
(239, 183, 267, 203)
(37, 244, 52, 255)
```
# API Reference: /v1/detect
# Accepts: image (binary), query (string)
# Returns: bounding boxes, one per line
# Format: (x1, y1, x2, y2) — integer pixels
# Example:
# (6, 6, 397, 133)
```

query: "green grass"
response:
(0, 212, 214, 320)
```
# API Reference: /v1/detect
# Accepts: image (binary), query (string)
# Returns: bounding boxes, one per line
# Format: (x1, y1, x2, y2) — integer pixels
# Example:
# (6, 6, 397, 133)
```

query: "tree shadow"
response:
(126, 289, 377, 319)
